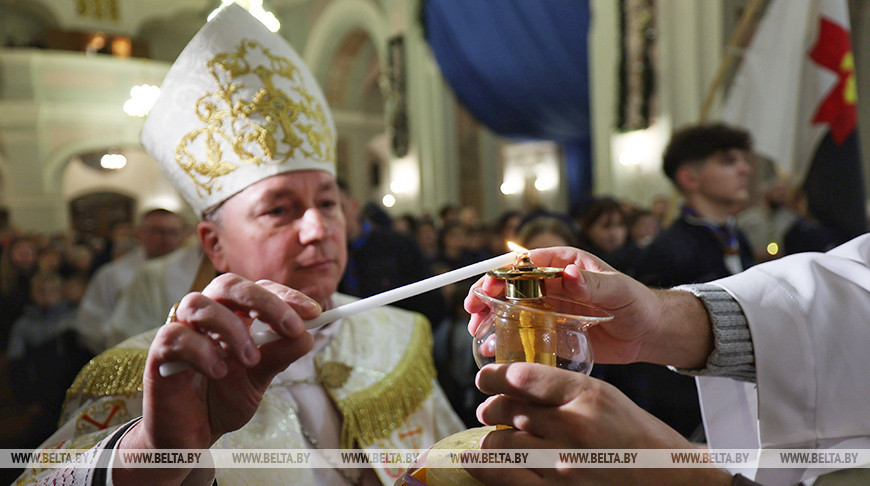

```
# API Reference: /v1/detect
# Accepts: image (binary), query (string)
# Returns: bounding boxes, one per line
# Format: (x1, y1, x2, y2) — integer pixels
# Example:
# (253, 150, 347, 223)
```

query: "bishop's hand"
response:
(114, 273, 319, 485)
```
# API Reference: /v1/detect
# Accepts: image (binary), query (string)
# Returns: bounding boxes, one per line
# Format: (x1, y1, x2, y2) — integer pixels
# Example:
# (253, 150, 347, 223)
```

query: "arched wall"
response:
(304, 0, 389, 203)
(303, 0, 388, 80)
(44, 134, 143, 195)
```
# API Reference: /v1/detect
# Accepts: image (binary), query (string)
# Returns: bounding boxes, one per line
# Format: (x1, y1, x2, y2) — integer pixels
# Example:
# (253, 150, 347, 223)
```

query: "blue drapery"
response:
(422, 0, 592, 203)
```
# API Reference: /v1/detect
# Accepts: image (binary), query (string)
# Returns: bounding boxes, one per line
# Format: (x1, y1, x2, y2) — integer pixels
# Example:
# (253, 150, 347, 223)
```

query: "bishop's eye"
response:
(319, 199, 338, 210)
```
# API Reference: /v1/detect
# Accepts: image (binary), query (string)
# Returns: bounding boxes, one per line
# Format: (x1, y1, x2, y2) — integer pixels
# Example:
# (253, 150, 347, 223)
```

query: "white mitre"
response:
(141, 3, 336, 218)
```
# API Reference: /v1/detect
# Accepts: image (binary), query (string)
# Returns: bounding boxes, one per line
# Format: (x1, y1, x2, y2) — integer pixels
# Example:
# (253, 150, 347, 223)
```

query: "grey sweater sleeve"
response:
(673, 283, 756, 382)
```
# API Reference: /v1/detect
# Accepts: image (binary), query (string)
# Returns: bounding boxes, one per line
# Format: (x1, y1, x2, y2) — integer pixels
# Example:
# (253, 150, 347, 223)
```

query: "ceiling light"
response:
(123, 84, 160, 117)
(100, 153, 127, 170)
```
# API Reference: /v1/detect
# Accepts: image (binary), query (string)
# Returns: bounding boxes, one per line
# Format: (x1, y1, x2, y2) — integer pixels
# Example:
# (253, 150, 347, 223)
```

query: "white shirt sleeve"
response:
(701, 234, 870, 484)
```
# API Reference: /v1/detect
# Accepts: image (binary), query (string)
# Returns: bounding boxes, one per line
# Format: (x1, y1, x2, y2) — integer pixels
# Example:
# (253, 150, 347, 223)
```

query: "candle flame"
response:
(506, 241, 528, 254)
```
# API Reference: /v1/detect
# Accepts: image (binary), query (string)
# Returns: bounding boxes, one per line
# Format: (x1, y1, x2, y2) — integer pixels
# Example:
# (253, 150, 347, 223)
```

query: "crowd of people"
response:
(0, 231, 94, 455)
(0, 211, 191, 483)
(0, 150, 857, 484)
(0, 148, 851, 452)
(335, 143, 851, 436)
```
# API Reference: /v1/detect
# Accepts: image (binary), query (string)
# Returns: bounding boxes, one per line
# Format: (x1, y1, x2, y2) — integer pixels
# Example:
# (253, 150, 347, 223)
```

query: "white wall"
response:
(589, 0, 725, 209)
(0, 48, 169, 232)
(61, 150, 190, 218)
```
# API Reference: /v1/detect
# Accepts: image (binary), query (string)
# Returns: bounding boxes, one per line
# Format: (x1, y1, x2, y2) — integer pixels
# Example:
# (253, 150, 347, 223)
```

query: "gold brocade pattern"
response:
(319, 361, 353, 389)
(61, 347, 146, 420)
(175, 38, 335, 197)
(328, 314, 436, 449)
(74, 398, 130, 434)
(13, 424, 117, 485)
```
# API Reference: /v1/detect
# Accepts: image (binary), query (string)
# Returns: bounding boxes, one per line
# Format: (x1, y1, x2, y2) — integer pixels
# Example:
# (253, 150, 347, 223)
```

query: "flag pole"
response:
(698, 0, 770, 122)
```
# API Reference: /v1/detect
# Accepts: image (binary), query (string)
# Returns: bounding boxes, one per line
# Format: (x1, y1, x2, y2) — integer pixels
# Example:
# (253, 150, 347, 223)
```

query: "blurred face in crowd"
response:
(440, 224, 466, 257)
(67, 245, 94, 274)
(63, 275, 88, 305)
(393, 217, 412, 235)
(10, 238, 38, 270)
(501, 214, 522, 241)
(682, 148, 753, 209)
(586, 210, 628, 253)
(651, 196, 669, 221)
(630, 213, 660, 247)
(111, 221, 136, 244)
(525, 231, 571, 250)
(466, 225, 488, 253)
(38, 247, 63, 273)
(199, 171, 347, 306)
(416, 222, 438, 255)
(765, 179, 790, 209)
(31, 273, 63, 308)
(338, 188, 362, 241)
(138, 212, 187, 258)
(459, 206, 479, 227)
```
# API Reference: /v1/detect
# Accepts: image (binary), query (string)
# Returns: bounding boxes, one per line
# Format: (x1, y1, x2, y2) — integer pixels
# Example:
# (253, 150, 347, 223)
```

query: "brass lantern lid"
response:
(487, 253, 563, 300)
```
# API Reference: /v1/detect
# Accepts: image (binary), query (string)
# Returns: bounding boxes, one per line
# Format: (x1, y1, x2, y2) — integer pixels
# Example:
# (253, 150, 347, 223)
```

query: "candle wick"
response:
(515, 252, 536, 272)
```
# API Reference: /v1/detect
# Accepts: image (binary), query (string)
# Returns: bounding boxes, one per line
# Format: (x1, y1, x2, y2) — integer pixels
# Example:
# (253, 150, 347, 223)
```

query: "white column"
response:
(404, 8, 460, 214)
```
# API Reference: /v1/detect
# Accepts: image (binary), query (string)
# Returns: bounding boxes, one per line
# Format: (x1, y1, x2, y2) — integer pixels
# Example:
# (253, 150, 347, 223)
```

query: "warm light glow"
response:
(382, 194, 396, 208)
(618, 151, 641, 167)
(100, 153, 127, 170)
(209, 0, 281, 32)
(85, 32, 106, 54)
(389, 155, 420, 197)
(534, 175, 557, 191)
(500, 181, 520, 195)
(506, 241, 528, 254)
(533, 160, 559, 192)
(501, 166, 525, 195)
(111, 37, 132, 57)
(611, 121, 671, 171)
(123, 84, 161, 117)
(767, 242, 780, 256)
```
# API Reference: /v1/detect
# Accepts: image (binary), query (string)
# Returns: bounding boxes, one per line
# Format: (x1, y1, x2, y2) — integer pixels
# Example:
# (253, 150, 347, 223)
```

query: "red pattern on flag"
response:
(809, 16, 857, 144)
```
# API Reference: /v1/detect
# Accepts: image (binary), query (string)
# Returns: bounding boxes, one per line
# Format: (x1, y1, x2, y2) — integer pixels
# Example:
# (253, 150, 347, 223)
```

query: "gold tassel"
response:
(337, 315, 435, 449)
(61, 347, 147, 422)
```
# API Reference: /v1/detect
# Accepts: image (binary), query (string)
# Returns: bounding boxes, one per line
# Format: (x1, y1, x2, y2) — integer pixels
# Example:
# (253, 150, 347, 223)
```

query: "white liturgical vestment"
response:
(698, 234, 870, 484)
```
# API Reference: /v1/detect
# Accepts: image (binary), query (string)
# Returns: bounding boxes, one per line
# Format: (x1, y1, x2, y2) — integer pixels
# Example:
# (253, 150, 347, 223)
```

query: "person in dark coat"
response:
(633, 123, 757, 440)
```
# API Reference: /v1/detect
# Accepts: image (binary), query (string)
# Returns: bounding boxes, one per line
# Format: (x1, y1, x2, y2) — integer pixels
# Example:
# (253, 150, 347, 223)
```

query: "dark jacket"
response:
(634, 215, 755, 288)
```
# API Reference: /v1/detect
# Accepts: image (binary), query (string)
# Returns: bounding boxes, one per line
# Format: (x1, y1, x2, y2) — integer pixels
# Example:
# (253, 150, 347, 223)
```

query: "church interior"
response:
(3, 1, 870, 483)
(2, 0, 868, 238)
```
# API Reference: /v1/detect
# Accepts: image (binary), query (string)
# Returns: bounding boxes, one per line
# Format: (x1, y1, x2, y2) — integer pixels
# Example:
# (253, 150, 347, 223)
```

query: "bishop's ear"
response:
(198, 221, 228, 273)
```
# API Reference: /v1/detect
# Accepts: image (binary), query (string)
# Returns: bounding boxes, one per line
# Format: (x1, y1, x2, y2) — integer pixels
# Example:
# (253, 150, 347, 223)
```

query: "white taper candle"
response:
(159, 251, 516, 377)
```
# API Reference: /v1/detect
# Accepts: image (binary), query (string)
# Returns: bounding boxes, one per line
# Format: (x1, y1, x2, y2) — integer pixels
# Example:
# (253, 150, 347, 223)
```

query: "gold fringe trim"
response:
(337, 315, 435, 449)
(61, 347, 147, 421)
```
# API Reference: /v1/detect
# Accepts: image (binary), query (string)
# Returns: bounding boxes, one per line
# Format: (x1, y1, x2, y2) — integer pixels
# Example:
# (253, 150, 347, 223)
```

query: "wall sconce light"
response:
(611, 120, 670, 171)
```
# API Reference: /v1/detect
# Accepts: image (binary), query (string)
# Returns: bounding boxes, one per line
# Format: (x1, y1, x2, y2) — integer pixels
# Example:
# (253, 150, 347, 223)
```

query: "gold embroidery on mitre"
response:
(62, 347, 146, 419)
(174, 38, 335, 197)
(333, 314, 436, 449)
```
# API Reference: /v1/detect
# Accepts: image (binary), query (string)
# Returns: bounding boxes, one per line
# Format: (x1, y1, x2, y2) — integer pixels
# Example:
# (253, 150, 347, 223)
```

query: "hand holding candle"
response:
(159, 251, 518, 377)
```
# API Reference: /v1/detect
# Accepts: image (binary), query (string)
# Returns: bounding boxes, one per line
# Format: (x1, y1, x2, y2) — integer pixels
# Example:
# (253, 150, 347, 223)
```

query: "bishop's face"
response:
(200, 170, 347, 307)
